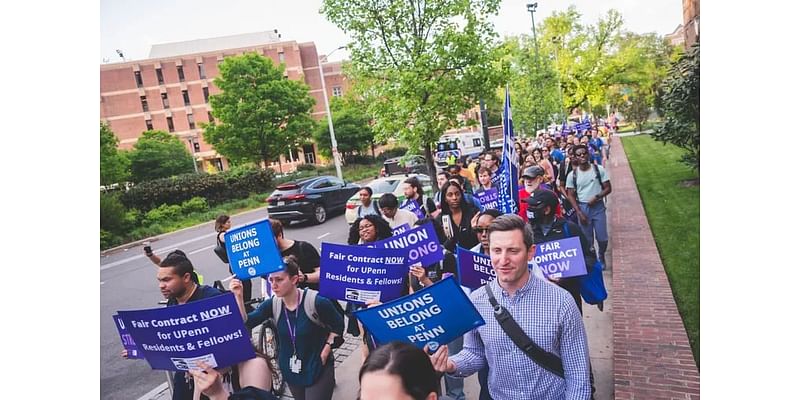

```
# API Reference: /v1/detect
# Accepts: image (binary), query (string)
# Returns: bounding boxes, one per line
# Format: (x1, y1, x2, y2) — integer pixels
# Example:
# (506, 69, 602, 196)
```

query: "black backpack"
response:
(214, 231, 229, 264)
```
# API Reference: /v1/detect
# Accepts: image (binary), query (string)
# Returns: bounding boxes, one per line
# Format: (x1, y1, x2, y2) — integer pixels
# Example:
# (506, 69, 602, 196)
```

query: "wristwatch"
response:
(326, 340, 334, 347)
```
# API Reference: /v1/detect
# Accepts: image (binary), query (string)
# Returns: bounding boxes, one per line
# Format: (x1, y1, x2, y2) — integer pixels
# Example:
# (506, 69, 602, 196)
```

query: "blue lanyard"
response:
(283, 289, 302, 353)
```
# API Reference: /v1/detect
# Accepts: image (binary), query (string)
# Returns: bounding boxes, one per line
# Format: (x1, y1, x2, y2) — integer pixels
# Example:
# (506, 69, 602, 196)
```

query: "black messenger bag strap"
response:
(484, 284, 565, 379)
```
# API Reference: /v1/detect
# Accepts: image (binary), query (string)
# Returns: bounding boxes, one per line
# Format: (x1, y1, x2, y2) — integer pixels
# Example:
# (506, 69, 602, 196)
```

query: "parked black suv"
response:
(266, 175, 361, 224)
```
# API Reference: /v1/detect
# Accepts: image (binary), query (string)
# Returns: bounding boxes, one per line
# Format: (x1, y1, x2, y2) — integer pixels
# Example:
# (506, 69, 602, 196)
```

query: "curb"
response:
(100, 206, 269, 256)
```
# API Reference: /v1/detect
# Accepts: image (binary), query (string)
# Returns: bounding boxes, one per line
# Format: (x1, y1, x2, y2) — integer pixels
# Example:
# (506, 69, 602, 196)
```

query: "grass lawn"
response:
(621, 134, 700, 367)
(616, 121, 658, 133)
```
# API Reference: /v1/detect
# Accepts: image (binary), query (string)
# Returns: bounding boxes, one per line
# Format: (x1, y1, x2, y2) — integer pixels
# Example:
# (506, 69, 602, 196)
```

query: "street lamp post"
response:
(317, 46, 346, 180)
(552, 36, 565, 122)
(187, 136, 199, 173)
(527, 3, 541, 132)
(526, 3, 540, 62)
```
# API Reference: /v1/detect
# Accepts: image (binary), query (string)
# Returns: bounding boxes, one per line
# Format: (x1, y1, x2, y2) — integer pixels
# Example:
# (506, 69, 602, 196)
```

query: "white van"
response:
(434, 131, 485, 171)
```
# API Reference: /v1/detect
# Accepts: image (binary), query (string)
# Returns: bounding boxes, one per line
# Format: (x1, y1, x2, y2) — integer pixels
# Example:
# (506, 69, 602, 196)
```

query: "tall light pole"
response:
(526, 3, 540, 62)
(317, 46, 346, 180)
(552, 35, 565, 122)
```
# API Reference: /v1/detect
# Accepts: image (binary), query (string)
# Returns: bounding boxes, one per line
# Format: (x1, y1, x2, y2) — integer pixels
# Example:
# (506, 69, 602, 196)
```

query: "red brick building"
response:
(100, 31, 350, 173)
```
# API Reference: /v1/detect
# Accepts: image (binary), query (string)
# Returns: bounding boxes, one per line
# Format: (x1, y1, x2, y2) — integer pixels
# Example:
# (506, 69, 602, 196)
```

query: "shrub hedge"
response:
(120, 167, 275, 212)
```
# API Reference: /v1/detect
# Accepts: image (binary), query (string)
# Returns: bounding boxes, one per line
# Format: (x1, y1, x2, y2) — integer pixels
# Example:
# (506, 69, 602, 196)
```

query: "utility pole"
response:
(479, 98, 490, 152)
(317, 46, 346, 180)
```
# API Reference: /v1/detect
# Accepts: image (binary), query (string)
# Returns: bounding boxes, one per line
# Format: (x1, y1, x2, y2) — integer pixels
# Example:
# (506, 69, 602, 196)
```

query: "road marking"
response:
(100, 231, 217, 271)
(317, 232, 331, 239)
(189, 244, 216, 255)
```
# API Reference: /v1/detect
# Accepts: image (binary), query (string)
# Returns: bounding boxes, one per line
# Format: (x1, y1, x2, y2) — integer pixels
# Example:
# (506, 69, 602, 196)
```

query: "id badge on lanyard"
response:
(285, 290, 303, 374)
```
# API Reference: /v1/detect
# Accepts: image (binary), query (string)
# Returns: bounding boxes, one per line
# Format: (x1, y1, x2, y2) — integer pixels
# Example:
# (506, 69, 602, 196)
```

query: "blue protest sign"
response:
(113, 314, 144, 359)
(224, 219, 284, 279)
(367, 222, 443, 268)
(533, 237, 588, 279)
(475, 188, 500, 210)
(354, 277, 485, 350)
(392, 223, 411, 235)
(400, 199, 426, 219)
(319, 242, 408, 305)
(455, 246, 496, 290)
(116, 293, 255, 371)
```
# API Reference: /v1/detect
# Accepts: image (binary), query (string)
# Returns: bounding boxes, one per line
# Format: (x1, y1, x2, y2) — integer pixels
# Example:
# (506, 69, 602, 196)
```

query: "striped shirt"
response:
(449, 274, 591, 399)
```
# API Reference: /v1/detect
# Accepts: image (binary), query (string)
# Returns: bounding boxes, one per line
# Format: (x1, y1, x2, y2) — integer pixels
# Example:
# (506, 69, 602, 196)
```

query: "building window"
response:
(145, 119, 153, 131)
(182, 90, 190, 106)
(203, 87, 209, 103)
(188, 114, 195, 129)
(156, 68, 164, 85)
(177, 65, 185, 82)
(198, 63, 206, 79)
(194, 142, 201, 152)
(207, 111, 214, 123)
(140, 95, 149, 112)
(161, 92, 169, 108)
(279, 52, 285, 63)
(332, 86, 343, 97)
(134, 71, 143, 87)
(166, 116, 174, 132)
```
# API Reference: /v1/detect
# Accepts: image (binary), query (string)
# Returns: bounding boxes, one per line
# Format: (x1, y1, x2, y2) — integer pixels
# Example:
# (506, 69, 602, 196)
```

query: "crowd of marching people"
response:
(124, 120, 615, 400)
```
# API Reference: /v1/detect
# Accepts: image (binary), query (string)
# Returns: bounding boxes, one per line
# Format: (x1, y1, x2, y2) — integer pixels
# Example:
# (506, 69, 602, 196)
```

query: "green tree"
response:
(202, 53, 316, 168)
(128, 130, 195, 182)
(100, 123, 130, 185)
(652, 42, 700, 171)
(322, 0, 505, 177)
(312, 96, 375, 162)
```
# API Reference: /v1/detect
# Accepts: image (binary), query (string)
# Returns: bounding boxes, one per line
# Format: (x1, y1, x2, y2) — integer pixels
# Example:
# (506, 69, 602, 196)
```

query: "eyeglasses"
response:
(574, 151, 588, 157)
(473, 227, 490, 234)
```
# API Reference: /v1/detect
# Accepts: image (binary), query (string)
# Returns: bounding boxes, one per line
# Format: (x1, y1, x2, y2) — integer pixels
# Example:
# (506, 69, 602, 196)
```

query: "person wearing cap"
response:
(526, 188, 600, 397)
(518, 166, 557, 223)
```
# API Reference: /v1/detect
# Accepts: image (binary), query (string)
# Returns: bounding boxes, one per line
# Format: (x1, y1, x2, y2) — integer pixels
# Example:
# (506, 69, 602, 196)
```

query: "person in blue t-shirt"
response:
(235, 256, 344, 400)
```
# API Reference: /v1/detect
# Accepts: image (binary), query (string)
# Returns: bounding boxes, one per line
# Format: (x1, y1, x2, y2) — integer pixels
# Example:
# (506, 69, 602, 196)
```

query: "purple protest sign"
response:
(367, 222, 444, 268)
(392, 223, 411, 235)
(533, 236, 587, 278)
(475, 188, 500, 210)
(116, 293, 255, 371)
(456, 246, 496, 290)
(400, 199, 426, 219)
(319, 242, 408, 305)
(113, 314, 144, 359)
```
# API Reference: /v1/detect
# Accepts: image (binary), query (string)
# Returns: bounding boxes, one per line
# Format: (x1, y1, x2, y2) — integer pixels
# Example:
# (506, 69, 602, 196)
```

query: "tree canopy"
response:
(653, 42, 700, 171)
(100, 123, 130, 185)
(312, 95, 375, 162)
(129, 130, 195, 182)
(202, 53, 316, 167)
(322, 0, 506, 175)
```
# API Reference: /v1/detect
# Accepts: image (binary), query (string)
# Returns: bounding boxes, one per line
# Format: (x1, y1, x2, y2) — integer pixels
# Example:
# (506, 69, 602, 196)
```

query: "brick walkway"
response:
(607, 136, 700, 399)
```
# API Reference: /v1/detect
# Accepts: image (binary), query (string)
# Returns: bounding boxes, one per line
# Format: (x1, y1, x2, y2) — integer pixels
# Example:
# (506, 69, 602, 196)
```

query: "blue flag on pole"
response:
(495, 85, 519, 214)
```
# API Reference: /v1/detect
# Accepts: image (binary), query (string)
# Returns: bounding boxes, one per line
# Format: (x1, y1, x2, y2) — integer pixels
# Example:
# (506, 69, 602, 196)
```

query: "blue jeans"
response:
(444, 335, 465, 400)
(578, 201, 608, 244)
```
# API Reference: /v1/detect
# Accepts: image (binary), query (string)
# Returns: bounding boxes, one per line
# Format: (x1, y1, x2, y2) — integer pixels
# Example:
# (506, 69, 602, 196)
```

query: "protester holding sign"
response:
(147, 251, 222, 400)
(359, 342, 440, 400)
(434, 181, 480, 253)
(214, 215, 254, 308)
(473, 167, 497, 196)
(237, 256, 344, 400)
(346, 214, 404, 359)
(269, 219, 321, 291)
(429, 215, 591, 400)
(402, 176, 436, 219)
(527, 189, 596, 314)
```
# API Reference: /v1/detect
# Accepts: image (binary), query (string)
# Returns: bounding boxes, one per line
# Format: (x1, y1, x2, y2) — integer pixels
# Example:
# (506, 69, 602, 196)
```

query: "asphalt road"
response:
(99, 206, 352, 400)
